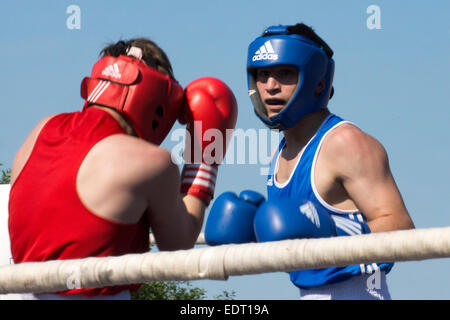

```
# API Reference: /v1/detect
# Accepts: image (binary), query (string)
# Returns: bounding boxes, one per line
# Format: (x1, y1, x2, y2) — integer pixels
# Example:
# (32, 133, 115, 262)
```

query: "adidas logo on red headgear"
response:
(101, 62, 122, 79)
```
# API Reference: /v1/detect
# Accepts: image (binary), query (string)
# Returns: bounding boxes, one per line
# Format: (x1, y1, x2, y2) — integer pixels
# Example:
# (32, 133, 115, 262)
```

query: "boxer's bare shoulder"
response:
(82, 134, 175, 185)
(76, 134, 178, 224)
(318, 122, 388, 180)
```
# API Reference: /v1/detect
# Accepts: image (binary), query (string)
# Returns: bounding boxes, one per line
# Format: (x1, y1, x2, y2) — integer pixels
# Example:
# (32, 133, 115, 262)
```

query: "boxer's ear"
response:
(314, 81, 326, 97)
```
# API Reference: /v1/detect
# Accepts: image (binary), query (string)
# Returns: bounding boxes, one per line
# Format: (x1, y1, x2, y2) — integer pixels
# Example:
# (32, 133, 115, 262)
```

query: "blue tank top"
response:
(267, 113, 393, 289)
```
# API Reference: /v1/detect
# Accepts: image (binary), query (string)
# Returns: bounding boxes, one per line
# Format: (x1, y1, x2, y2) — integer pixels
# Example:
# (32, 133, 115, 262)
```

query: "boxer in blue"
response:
(205, 23, 415, 300)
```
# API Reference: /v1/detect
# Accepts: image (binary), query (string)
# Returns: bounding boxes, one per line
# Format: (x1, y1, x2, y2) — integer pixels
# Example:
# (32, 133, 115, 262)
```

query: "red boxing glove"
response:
(180, 77, 238, 205)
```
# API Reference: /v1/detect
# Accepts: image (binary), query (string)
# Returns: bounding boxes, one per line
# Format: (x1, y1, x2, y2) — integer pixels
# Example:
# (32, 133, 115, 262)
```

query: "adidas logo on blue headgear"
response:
(247, 24, 335, 130)
(252, 40, 279, 62)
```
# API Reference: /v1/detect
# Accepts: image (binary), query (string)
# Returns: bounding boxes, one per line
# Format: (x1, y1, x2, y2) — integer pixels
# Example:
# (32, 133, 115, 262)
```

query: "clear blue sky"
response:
(0, 0, 449, 299)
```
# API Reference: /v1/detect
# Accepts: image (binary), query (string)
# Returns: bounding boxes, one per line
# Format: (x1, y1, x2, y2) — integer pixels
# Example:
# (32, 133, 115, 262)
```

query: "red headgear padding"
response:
(80, 52, 184, 145)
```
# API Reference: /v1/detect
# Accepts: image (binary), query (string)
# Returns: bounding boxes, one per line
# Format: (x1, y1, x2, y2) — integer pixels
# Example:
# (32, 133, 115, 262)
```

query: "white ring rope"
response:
(1, 226, 450, 294)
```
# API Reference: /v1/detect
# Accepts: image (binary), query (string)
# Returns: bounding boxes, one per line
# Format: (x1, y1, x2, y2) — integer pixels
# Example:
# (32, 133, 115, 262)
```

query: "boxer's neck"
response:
(282, 108, 330, 156)
(91, 105, 137, 137)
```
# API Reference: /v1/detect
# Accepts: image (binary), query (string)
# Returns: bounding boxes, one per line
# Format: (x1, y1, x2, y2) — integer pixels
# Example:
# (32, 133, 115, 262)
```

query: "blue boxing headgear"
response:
(247, 25, 335, 130)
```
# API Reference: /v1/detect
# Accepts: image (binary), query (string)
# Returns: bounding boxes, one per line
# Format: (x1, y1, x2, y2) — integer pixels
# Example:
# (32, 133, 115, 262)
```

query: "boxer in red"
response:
(8, 38, 237, 299)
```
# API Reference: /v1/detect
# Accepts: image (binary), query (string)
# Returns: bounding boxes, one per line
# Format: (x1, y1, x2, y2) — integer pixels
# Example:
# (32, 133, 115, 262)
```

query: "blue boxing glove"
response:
(205, 190, 265, 245)
(254, 197, 357, 242)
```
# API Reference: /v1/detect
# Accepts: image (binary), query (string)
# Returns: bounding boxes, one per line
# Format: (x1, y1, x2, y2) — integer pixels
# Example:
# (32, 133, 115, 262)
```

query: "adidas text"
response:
(252, 53, 278, 62)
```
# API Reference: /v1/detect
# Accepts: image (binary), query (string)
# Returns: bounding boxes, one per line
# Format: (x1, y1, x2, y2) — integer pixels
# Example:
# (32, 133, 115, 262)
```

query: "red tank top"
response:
(9, 108, 150, 296)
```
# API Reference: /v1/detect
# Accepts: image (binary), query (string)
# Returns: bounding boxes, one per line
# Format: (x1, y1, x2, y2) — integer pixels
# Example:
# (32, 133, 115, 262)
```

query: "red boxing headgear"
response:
(80, 49, 184, 145)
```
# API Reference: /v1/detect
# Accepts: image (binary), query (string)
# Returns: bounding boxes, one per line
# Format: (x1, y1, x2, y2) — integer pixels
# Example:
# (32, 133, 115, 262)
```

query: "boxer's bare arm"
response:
(321, 124, 414, 232)
(141, 151, 206, 250)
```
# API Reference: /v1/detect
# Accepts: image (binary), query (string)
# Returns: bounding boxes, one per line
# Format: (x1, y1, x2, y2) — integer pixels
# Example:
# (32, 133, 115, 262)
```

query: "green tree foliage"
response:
(213, 290, 237, 300)
(0, 163, 11, 184)
(131, 281, 206, 300)
(131, 281, 236, 300)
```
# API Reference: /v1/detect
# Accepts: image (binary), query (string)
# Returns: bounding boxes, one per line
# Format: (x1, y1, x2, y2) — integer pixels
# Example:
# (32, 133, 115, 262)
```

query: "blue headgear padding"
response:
(247, 25, 335, 130)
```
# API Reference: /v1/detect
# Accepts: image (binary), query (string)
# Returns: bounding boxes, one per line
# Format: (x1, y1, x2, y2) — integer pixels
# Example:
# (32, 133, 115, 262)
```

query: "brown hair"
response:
(100, 38, 174, 78)
(286, 23, 334, 58)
